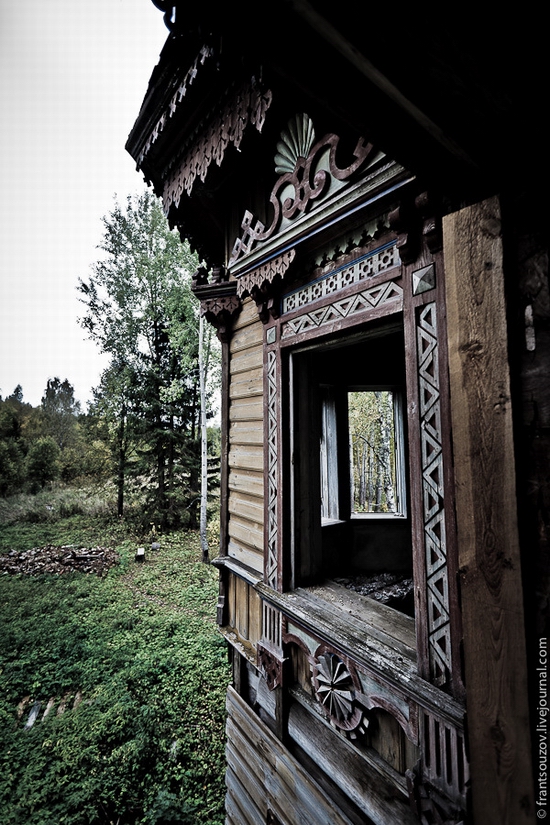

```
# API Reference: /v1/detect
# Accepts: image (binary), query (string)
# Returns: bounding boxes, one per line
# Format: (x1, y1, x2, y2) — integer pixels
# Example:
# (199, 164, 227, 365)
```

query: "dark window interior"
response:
(290, 322, 414, 617)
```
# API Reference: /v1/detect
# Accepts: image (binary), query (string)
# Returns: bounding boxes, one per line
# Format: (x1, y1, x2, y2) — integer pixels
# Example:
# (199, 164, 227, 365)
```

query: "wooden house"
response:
(127, 4, 547, 823)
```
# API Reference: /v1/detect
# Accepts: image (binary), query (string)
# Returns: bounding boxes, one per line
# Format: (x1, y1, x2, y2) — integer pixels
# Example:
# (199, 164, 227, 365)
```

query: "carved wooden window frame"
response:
(262, 233, 463, 699)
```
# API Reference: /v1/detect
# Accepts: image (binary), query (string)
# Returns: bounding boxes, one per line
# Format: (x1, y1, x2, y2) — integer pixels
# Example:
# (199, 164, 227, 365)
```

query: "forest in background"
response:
(0, 191, 227, 823)
(1, 190, 221, 534)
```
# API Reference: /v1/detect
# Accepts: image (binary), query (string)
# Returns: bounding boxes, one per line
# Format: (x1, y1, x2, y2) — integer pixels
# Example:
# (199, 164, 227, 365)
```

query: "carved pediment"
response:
(229, 113, 399, 270)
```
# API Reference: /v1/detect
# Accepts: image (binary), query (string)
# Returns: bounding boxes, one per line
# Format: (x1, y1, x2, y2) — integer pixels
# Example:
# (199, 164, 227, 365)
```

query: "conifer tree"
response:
(78, 191, 208, 528)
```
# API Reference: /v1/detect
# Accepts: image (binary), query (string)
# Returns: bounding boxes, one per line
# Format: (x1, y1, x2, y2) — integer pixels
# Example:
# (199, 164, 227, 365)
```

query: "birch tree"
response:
(78, 191, 204, 528)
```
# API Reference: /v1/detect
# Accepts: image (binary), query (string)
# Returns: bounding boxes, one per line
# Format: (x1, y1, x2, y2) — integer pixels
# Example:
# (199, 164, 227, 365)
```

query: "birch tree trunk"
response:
(198, 313, 209, 562)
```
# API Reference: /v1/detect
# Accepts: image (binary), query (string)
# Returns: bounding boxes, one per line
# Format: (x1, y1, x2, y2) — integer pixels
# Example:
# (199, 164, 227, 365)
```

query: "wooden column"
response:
(443, 196, 534, 824)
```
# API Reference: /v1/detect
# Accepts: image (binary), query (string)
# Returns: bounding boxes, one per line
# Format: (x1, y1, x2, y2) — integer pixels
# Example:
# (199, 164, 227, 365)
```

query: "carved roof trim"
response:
(137, 44, 216, 168)
(160, 79, 273, 215)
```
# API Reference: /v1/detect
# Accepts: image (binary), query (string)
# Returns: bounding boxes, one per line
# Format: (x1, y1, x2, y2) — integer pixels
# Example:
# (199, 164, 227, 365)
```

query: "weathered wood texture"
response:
(443, 196, 534, 824)
(288, 701, 418, 825)
(228, 298, 264, 574)
(225, 685, 364, 825)
(225, 572, 262, 654)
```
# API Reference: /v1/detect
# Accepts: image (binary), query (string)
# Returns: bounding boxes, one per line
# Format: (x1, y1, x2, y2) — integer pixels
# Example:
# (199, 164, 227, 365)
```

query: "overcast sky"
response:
(0, 0, 169, 409)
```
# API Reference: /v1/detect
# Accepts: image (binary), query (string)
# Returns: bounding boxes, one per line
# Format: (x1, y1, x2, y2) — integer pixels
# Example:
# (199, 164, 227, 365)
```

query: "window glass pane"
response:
(320, 389, 339, 521)
(348, 390, 400, 514)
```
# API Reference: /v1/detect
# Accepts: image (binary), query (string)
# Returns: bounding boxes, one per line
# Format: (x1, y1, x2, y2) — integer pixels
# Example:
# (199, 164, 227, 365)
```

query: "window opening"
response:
(348, 389, 406, 518)
(290, 325, 414, 617)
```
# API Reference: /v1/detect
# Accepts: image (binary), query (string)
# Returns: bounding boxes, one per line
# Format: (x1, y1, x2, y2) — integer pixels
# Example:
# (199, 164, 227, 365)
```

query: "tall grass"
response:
(0, 484, 117, 525)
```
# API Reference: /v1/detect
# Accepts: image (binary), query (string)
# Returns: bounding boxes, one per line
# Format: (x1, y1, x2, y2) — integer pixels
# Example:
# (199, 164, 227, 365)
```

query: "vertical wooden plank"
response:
(403, 285, 430, 683)
(220, 340, 231, 556)
(227, 572, 236, 629)
(235, 577, 249, 639)
(443, 196, 534, 824)
(248, 586, 262, 647)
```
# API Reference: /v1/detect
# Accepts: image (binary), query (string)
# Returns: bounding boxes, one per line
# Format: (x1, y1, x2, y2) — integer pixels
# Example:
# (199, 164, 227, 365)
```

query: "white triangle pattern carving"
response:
(281, 281, 403, 339)
(266, 350, 278, 589)
(418, 302, 452, 687)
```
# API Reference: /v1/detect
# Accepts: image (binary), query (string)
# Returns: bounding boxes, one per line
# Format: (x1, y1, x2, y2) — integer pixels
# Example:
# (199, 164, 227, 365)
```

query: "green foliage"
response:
(0, 510, 229, 825)
(348, 390, 398, 513)
(41, 378, 81, 450)
(25, 437, 61, 491)
(0, 439, 25, 495)
(0, 384, 113, 497)
(78, 191, 218, 530)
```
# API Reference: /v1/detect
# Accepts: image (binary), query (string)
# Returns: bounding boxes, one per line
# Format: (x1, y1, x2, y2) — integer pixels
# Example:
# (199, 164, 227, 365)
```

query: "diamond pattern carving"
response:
(266, 350, 279, 589)
(417, 303, 452, 688)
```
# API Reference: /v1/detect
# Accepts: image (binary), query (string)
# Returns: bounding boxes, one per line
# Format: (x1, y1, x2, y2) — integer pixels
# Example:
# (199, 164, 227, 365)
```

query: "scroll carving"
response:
(416, 191, 443, 254)
(389, 192, 442, 264)
(230, 120, 379, 264)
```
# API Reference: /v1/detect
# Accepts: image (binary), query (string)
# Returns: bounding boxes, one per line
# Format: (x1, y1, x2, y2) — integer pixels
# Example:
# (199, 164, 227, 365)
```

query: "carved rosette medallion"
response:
(312, 652, 366, 734)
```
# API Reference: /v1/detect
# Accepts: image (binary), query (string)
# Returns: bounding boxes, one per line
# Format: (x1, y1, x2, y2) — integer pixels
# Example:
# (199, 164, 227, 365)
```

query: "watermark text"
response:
(537, 637, 548, 818)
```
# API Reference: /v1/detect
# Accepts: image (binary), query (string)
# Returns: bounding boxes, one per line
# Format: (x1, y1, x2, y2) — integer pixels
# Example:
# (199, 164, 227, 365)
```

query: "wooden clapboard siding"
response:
(228, 515, 263, 553)
(229, 419, 264, 446)
(228, 444, 263, 472)
(227, 297, 265, 572)
(288, 702, 418, 825)
(443, 196, 534, 825)
(227, 541, 263, 573)
(230, 367, 264, 400)
(228, 395, 263, 421)
(228, 490, 264, 525)
(227, 469, 264, 498)
(230, 346, 263, 375)
(225, 686, 360, 825)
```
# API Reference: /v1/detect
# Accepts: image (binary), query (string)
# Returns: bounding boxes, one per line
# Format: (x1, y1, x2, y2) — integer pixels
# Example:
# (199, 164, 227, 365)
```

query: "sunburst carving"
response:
(313, 653, 367, 735)
(274, 113, 316, 174)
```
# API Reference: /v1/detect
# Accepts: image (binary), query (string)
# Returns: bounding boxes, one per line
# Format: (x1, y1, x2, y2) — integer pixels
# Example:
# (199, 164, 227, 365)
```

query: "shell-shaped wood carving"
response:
(274, 113, 316, 175)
